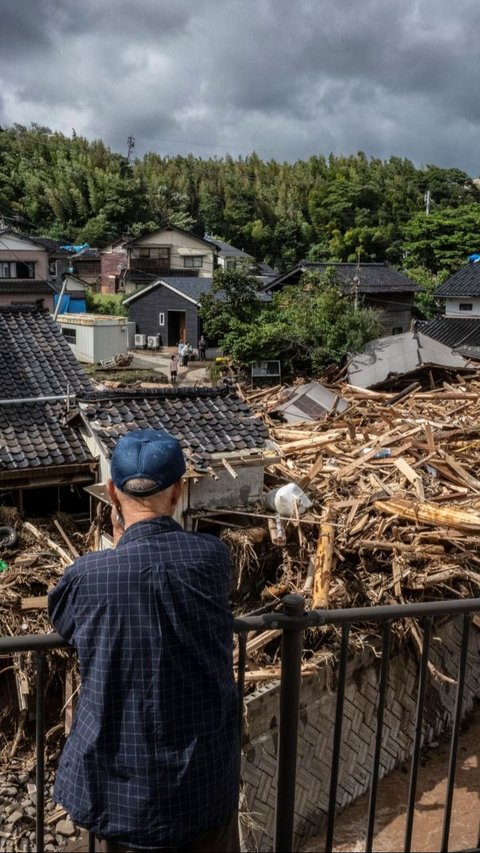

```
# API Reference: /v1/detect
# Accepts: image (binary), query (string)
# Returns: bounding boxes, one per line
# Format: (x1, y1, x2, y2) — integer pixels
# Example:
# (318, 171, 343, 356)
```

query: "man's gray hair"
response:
(123, 477, 158, 495)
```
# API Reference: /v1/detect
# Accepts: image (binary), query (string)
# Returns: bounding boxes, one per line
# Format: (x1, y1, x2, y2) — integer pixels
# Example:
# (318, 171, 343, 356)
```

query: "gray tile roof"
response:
(435, 263, 480, 297)
(418, 317, 480, 349)
(0, 305, 94, 475)
(0, 304, 92, 399)
(0, 402, 93, 472)
(204, 236, 252, 258)
(79, 387, 269, 463)
(265, 262, 420, 294)
(123, 277, 213, 306)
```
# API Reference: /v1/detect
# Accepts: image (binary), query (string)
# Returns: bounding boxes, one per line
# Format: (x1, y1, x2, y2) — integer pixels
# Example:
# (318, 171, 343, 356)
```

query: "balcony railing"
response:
(1, 596, 480, 852)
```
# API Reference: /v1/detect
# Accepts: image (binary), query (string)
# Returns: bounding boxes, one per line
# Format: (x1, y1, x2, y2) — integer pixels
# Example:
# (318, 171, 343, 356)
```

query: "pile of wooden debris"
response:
(238, 373, 480, 612)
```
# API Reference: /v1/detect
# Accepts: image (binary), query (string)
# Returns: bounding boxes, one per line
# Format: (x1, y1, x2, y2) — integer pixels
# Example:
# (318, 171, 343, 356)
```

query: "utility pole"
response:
(424, 190, 431, 214)
(126, 136, 135, 163)
(352, 276, 359, 311)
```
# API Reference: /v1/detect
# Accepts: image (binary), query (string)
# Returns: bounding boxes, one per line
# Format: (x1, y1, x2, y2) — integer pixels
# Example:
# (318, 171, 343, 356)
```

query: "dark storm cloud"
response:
(1, 0, 480, 173)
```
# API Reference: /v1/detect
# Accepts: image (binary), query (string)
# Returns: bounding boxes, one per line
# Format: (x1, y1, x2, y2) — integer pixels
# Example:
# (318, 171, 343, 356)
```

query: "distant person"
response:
(169, 354, 179, 385)
(198, 335, 207, 361)
(48, 430, 240, 852)
(177, 340, 183, 356)
(181, 342, 189, 367)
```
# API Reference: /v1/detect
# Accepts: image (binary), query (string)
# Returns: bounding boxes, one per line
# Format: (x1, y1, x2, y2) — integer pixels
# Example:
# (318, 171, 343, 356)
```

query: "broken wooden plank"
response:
(374, 497, 480, 532)
(312, 520, 335, 609)
(53, 519, 80, 558)
(23, 521, 72, 565)
(21, 595, 48, 611)
(221, 458, 238, 479)
(393, 457, 425, 501)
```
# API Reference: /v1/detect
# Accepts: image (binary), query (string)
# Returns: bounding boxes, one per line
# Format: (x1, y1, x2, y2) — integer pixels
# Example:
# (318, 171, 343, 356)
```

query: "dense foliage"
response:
(199, 269, 383, 375)
(2, 125, 480, 282)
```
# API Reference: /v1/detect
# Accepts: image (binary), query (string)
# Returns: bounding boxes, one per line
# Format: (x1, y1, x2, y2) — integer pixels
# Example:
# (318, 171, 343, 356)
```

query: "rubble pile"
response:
(244, 373, 480, 605)
(2, 370, 480, 844)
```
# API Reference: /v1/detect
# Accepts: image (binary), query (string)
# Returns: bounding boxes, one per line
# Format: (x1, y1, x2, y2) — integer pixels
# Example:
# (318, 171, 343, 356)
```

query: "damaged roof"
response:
(347, 330, 471, 388)
(0, 305, 94, 481)
(79, 387, 269, 463)
(273, 381, 348, 423)
(419, 317, 480, 352)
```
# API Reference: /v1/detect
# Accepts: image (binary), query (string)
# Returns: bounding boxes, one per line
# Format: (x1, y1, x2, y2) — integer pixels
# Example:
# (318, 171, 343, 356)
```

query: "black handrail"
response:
(1, 595, 480, 853)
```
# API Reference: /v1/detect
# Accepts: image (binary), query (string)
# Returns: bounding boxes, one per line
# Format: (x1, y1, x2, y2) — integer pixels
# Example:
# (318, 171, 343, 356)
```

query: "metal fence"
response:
(1, 595, 480, 853)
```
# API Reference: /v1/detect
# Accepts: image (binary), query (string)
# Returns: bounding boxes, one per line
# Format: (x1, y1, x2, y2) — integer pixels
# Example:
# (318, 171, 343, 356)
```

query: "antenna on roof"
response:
(126, 136, 135, 163)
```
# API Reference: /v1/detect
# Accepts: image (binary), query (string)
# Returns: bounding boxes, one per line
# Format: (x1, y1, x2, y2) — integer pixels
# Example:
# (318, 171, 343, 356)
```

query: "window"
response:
(225, 258, 236, 270)
(62, 328, 77, 343)
(183, 256, 203, 268)
(136, 247, 170, 262)
(0, 261, 34, 279)
(159, 312, 165, 326)
(459, 302, 473, 311)
(49, 260, 57, 277)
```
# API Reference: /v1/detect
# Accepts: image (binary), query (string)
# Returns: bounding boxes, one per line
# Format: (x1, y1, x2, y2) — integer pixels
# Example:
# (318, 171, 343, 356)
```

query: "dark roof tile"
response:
(435, 263, 480, 297)
(79, 387, 268, 462)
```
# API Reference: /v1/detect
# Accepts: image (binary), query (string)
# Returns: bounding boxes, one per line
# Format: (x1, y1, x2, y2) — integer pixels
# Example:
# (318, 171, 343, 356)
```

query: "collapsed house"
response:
(347, 328, 474, 389)
(76, 387, 276, 542)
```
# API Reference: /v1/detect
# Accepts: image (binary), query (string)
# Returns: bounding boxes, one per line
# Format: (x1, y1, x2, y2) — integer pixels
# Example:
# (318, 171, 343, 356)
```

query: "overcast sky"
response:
(1, 0, 480, 174)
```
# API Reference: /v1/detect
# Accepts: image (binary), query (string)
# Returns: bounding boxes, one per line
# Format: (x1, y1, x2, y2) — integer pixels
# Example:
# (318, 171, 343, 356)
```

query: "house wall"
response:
(57, 316, 133, 363)
(187, 464, 264, 510)
(130, 229, 215, 277)
(0, 244, 48, 280)
(0, 291, 54, 310)
(127, 285, 199, 345)
(364, 293, 414, 336)
(100, 246, 127, 294)
(444, 297, 480, 318)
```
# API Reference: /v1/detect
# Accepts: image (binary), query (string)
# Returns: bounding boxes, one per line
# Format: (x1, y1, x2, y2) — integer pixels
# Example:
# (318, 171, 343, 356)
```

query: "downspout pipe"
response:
(53, 276, 68, 321)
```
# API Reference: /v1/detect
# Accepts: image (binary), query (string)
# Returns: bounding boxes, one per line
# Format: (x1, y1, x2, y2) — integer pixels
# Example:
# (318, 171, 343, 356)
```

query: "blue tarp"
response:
(59, 243, 90, 253)
(468, 254, 480, 263)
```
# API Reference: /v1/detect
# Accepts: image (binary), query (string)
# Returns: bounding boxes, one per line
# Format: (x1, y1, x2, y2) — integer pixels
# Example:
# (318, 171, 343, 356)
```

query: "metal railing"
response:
(1, 595, 480, 853)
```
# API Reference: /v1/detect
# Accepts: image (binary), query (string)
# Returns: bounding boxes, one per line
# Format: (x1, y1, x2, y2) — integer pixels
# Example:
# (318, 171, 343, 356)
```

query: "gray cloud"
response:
(0, 0, 479, 173)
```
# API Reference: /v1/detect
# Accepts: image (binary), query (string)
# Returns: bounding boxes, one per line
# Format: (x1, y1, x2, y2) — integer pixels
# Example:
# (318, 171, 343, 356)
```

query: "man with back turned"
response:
(48, 429, 240, 852)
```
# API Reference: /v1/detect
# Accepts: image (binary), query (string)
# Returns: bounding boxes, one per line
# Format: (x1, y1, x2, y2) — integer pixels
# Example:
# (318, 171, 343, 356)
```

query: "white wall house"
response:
(56, 314, 135, 363)
(444, 297, 480, 318)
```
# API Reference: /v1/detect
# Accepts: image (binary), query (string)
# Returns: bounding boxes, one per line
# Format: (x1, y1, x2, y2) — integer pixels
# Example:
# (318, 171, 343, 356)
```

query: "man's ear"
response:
(107, 479, 120, 505)
(171, 479, 183, 508)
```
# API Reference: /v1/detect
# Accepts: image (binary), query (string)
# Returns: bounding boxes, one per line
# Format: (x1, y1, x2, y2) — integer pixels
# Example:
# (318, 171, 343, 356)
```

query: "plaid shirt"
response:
(48, 517, 239, 849)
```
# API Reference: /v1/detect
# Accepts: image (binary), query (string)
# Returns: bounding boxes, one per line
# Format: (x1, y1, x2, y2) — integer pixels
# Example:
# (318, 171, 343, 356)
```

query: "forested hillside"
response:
(1, 124, 480, 277)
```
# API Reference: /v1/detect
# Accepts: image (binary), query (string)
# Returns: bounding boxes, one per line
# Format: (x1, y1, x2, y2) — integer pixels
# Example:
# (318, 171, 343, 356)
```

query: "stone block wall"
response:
(241, 617, 480, 851)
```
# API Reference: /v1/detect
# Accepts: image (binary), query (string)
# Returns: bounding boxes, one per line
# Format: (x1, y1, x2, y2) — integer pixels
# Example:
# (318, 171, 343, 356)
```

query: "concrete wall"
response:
(241, 618, 480, 852)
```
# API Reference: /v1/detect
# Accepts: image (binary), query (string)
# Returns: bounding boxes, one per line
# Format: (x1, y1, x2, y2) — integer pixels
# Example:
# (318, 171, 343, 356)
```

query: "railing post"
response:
(35, 651, 45, 853)
(274, 594, 305, 853)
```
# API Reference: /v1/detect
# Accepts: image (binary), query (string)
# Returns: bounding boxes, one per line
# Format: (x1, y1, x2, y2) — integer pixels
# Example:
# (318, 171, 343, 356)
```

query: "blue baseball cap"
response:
(110, 429, 186, 496)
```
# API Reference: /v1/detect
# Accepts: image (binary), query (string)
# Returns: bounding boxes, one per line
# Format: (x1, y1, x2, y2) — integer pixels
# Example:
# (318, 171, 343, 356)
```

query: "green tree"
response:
(198, 268, 261, 344)
(216, 271, 383, 376)
(402, 206, 480, 273)
(405, 266, 449, 319)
